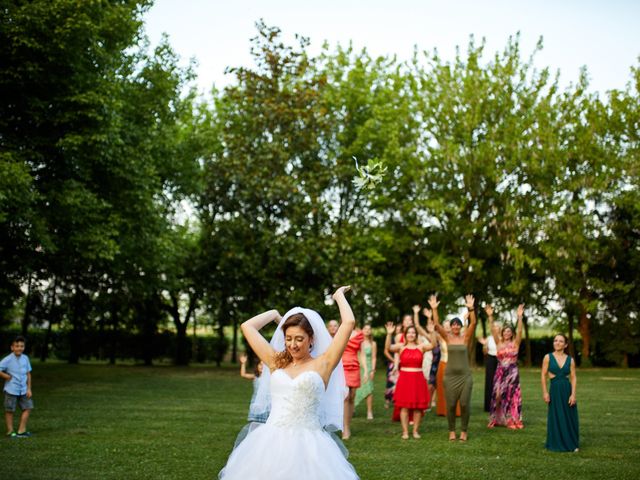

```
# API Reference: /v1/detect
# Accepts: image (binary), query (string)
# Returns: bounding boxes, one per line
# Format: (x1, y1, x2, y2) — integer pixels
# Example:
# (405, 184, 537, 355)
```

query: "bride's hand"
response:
(332, 285, 351, 300)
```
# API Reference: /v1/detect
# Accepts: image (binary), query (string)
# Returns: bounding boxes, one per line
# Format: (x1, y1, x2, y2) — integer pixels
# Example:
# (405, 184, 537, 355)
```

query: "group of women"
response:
(223, 289, 580, 479)
(381, 296, 578, 451)
(380, 294, 476, 441)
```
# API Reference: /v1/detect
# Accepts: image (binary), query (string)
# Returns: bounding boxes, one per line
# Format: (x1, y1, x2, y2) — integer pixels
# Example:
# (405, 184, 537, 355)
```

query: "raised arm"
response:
(463, 294, 477, 346)
(383, 324, 395, 363)
(240, 310, 282, 369)
(514, 303, 525, 347)
(428, 295, 447, 338)
(385, 322, 404, 353)
(541, 354, 550, 403)
(485, 304, 500, 345)
(320, 286, 356, 376)
(419, 338, 435, 353)
(413, 304, 429, 339)
(239, 354, 255, 380)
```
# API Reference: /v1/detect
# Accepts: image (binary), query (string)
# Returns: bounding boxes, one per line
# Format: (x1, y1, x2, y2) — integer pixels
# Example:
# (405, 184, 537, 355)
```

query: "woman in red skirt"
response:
(385, 323, 435, 439)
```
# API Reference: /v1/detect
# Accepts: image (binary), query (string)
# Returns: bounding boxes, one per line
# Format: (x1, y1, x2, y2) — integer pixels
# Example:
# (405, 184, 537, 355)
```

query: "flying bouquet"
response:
(352, 156, 387, 190)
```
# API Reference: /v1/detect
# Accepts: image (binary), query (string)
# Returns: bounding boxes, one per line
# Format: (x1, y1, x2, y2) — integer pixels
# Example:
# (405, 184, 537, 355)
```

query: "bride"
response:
(218, 286, 360, 480)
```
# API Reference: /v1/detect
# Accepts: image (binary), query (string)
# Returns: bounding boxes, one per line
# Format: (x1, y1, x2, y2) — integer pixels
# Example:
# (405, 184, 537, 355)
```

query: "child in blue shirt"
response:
(0, 335, 33, 438)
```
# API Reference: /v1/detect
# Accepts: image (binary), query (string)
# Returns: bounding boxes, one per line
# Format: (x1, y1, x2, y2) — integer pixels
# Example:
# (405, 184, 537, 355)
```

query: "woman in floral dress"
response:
(487, 304, 524, 429)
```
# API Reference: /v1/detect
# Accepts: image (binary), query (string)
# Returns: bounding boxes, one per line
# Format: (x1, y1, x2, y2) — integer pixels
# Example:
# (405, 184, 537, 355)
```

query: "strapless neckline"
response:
(274, 369, 326, 390)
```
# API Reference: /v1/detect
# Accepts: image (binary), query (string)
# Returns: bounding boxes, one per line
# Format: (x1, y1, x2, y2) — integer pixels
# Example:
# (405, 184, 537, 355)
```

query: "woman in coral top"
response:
(341, 327, 366, 439)
(384, 323, 435, 439)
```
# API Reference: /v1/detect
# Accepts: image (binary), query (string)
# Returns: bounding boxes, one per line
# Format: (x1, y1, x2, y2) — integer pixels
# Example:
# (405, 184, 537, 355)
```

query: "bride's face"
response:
(285, 326, 313, 360)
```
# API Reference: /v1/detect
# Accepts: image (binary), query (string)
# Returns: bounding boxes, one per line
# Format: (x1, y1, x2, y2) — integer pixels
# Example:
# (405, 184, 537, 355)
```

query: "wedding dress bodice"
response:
(267, 369, 325, 430)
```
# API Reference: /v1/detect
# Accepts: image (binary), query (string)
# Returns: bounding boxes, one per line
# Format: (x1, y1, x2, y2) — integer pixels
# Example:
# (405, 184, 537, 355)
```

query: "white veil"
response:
(249, 307, 347, 432)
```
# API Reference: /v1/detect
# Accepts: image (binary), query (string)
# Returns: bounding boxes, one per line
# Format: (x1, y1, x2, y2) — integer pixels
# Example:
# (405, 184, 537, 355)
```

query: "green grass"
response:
(4, 362, 640, 479)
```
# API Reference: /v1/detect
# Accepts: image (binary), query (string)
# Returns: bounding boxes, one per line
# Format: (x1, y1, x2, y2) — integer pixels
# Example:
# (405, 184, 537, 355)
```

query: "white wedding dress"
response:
(219, 369, 360, 480)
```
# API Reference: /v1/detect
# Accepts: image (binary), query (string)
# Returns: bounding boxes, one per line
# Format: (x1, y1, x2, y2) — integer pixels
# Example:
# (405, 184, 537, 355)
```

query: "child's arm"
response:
(0, 370, 10, 381)
(26, 372, 32, 399)
(239, 354, 256, 380)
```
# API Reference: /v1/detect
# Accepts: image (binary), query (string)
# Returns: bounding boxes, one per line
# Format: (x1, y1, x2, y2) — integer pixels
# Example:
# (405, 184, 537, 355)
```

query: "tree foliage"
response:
(1, 12, 638, 366)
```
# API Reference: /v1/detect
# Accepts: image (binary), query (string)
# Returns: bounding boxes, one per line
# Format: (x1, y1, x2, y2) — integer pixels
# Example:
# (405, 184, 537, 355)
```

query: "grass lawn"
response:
(3, 362, 640, 479)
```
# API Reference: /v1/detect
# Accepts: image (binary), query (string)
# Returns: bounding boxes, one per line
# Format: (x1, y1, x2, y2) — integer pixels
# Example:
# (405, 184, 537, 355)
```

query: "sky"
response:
(143, 0, 640, 97)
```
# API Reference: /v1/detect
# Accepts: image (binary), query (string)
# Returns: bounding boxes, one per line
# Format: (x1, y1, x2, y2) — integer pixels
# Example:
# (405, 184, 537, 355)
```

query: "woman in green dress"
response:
(430, 293, 477, 442)
(355, 323, 377, 419)
(541, 334, 579, 452)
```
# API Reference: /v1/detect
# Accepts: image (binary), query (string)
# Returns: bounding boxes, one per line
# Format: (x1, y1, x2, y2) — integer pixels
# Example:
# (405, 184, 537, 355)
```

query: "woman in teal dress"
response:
(541, 334, 579, 452)
(355, 324, 377, 419)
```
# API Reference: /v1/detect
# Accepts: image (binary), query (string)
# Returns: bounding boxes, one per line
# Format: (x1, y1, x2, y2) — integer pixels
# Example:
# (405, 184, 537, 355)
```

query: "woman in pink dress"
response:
(488, 304, 525, 429)
(341, 327, 365, 439)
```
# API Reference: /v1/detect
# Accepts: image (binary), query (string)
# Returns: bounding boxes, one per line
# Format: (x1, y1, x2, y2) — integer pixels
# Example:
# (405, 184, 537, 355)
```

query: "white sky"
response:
(144, 0, 640, 97)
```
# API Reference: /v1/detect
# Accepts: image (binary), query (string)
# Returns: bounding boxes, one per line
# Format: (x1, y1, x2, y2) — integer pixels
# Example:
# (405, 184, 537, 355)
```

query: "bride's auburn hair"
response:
(274, 313, 315, 369)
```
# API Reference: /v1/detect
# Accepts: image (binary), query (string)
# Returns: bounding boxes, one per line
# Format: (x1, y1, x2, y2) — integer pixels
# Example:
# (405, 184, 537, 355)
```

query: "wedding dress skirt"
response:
(219, 369, 359, 480)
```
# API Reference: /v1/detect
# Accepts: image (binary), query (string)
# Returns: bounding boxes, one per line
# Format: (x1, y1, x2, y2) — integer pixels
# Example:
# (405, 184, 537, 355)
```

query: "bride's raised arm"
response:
(321, 286, 355, 374)
(240, 310, 281, 370)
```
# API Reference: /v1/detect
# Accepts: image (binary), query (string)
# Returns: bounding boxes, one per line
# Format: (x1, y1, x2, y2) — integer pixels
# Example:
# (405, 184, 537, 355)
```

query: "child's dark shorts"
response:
(4, 393, 34, 412)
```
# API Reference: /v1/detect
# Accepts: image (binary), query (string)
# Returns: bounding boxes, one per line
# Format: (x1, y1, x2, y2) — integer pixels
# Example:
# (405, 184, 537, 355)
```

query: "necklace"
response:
(292, 357, 312, 367)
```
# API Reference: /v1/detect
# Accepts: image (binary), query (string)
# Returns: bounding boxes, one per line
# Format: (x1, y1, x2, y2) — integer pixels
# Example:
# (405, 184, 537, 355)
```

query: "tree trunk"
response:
(68, 288, 85, 364)
(175, 321, 189, 366)
(192, 314, 198, 360)
(21, 273, 33, 336)
(168, 293, 197, 366)
(567, 315, 576, 360)
(577, 303, 591, 367)
(40, 279, 57, 362)
(109, 305, 118, 365)
(232, 315, 238, 364)
(41, 319, 53, 362)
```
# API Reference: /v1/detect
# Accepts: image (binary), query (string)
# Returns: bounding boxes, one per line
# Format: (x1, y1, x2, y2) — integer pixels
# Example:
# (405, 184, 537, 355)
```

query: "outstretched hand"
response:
(484, 304, 494, 317)
(517, 303, 525, 318)
(422, 308, 433, 319)
(412, 304, 421, 314)
(332, 285, 351, 300)
(239, 354, 248, 364)
(428, 294, 439, 310)
(465, 294, 475, 309)
(385, 322, 396, 335)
